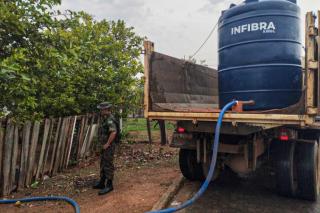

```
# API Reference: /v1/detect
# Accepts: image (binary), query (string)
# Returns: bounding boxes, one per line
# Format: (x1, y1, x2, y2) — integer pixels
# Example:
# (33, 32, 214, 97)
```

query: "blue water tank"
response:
(218, 0, 302, 110)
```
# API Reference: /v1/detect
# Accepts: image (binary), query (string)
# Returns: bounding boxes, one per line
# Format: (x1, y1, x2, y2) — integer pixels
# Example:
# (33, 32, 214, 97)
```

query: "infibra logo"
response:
(231, 22, 276, 35)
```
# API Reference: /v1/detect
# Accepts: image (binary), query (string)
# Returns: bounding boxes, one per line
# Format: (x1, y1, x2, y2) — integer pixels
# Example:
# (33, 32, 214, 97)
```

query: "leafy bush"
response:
(0, 0, 143, 121)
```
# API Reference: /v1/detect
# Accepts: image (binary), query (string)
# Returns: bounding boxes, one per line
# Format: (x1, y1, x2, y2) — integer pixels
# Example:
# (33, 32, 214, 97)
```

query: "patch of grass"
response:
(123, 118, 174, 132)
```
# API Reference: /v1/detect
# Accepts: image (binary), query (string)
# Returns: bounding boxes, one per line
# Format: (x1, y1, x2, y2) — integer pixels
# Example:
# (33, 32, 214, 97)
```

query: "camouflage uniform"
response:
(98, 114, 117, 181)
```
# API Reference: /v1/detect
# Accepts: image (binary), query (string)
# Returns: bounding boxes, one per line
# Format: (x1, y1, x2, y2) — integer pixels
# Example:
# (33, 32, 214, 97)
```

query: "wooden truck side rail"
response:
(147, 111, 313, 126)
(144, 11, 320, 129)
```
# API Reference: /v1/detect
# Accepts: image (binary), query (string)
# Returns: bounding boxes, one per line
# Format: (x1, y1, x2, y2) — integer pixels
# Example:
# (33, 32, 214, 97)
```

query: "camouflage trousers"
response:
(100, 143, 115, 180)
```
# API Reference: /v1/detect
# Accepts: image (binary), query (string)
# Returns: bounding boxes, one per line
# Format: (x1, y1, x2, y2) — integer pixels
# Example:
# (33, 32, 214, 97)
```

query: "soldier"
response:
(93, 102, 118, 195)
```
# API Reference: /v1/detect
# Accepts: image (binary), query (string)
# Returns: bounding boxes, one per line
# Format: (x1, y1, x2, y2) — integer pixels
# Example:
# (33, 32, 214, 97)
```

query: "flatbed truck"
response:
(143, 11, 320, 201)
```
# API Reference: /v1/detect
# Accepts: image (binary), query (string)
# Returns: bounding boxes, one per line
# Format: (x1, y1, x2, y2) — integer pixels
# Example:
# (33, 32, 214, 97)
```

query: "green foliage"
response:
(0, 0, 143, 121)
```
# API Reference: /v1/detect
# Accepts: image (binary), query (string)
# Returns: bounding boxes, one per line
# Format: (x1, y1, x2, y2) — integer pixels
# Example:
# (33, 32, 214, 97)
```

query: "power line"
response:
(190, 21, 219, 59)
(190, 0, 244, 59)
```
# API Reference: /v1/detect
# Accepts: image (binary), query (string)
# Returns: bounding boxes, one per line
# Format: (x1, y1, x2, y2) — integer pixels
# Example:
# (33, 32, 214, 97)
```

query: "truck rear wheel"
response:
(275, 140, 297, 197)
(179, 149, 204, 181)
(296, 141, 320, 201)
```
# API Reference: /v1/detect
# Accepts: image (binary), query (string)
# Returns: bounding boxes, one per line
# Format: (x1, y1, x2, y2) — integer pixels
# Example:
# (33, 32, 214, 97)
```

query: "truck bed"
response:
(143, 36, 320, 128)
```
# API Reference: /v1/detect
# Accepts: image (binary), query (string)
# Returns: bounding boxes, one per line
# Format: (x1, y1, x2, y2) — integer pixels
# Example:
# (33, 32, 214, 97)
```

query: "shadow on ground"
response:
(172, 166, 320, 213)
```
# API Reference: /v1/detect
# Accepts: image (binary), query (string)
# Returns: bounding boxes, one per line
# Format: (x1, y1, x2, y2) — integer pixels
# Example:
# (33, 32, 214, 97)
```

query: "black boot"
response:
(98, 179, 113, 195)
(92, 177, 106, 189)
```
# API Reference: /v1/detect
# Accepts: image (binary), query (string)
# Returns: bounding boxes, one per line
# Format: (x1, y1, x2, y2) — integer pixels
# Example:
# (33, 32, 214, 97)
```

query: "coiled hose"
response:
(148, 100, 238, 213)
(0, 196, 80, 213)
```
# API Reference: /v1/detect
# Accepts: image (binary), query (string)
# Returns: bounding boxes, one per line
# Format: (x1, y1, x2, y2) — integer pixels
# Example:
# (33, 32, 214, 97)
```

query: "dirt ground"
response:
(170, 167, 320, 213)
(0, 131, 180, 213)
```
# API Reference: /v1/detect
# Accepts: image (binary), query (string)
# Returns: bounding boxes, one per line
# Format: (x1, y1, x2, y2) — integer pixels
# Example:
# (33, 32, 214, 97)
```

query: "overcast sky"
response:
(57, 0, 320, 68)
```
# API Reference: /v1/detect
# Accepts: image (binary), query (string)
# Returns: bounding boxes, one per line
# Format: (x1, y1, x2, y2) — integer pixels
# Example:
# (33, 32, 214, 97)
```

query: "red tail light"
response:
(279, 129, 289, 141)
(177, 127, 185, 133)
(280, 135, 289, 141)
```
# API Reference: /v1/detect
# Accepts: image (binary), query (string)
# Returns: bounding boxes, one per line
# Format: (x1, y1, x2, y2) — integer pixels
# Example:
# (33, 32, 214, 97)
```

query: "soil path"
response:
(0, 142, 179, 213)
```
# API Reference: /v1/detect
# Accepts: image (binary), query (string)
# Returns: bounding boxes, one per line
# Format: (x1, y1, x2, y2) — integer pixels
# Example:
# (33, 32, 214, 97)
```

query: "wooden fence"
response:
(0, 114, 98, 196)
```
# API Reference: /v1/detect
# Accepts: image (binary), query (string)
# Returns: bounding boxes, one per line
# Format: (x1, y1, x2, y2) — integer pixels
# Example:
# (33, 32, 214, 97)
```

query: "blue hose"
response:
(148, 100, 238, 213)
(0, 196, 80, 213)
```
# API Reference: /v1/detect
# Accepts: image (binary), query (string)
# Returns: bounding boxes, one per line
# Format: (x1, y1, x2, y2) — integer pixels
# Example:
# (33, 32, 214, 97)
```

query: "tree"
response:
(0, 0, 143, 121)
(0, 0, 61, 120)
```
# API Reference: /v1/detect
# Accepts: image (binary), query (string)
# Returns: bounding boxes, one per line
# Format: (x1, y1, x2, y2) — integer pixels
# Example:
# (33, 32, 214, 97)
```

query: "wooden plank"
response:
(2, 120, 14, 196)
(10, 125, 19, 192)
(147, 111, 311, 126)
(86, 124, 97, 156)
(65, 116, 77, 169)
(36, 119, 50, 179)
(305, 12, 317, 111)
(85, 116, 94, 152)
(41, 118, 54, 176)
(143, 40, 154, 118)
(49, 118, 62, 175)
(80, 115, 89, 158)
(0, 120, 5, 193)
(61, 117, 72, 168)
(80, 125, 90, 158)
(74, 116, 83, 161)
(59, 117, 71, 170)
(76, 116, 86, 160)
(146, 119, 152, 144)
(25, 121, 40, 186)
(19, 121, 31, 188)
(81, 115, 90, 155)
(53, 118, 67, 174)
(58, 117, 67, 170)
(59, 117, 72, 170)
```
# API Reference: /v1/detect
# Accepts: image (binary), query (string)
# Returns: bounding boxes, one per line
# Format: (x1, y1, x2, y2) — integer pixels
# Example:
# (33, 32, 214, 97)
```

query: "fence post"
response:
(41, 118, 54, 177)
(76, 116, 86, 160)
(49, 118, 62, 175)
(58, 117, 70, 171)
(10, 125, 19, 192)
(36, 119, 51, 179)
(19, 121, 31, 188)
(2, 120, 14, 195)
(146, 119, 152, 144)
(65, 116, 77, 169)
(84, 115, 95, 157)
(0, 121, 4, 194)
(53, 118, 67, 174)
(25, 121, 40, 186)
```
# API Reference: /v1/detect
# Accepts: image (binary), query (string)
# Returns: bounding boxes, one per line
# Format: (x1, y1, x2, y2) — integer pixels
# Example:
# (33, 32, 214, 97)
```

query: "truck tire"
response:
(275, 140, 297, 197)
(179, 149, 204, 181)
(296, 141, 320, 201)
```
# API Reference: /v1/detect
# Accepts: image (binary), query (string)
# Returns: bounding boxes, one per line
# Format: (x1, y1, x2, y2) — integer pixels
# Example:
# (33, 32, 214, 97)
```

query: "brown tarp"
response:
(148, 51, 305, 114)
(149, 52, 218, 112)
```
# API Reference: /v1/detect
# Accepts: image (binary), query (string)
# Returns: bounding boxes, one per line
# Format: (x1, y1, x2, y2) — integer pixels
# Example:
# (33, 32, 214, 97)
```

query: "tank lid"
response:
(245, 0, 296, 4)
(245, 0, 258, 3)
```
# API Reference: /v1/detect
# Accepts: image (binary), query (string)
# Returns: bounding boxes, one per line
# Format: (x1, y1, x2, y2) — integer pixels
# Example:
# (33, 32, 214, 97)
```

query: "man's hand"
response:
(103, 132, 117, 150)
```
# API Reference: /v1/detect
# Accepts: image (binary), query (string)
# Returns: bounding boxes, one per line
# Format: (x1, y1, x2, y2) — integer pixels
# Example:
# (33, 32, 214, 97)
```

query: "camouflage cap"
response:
(97, 102, 112, 110)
